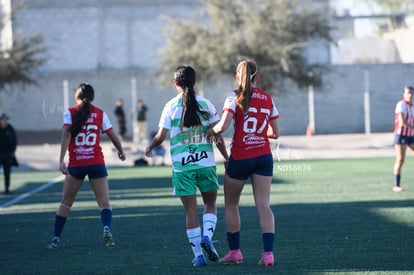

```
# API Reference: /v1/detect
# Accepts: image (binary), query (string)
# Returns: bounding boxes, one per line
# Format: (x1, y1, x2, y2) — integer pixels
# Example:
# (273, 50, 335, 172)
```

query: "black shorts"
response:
(67, 164, 108, 180)
(394, 134, 414, 145)
(227, 154, 273, 180)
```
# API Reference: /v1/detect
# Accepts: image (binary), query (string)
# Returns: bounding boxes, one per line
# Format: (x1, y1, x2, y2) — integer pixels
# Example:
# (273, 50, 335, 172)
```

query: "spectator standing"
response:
(150, 130, 166, 166)
(0, 113, 18, 194)
(135, 99, 148, 144)
(114, 98, 127, 140)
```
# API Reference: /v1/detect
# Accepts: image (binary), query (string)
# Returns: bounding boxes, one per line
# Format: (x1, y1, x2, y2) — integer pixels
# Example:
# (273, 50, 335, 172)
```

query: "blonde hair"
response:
(236, 60, 257, 113)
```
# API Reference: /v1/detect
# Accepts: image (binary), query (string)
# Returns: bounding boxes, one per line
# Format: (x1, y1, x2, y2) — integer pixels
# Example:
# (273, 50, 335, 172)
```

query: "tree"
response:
(157, 0, 334, 94)
(0, 5, 45, 90)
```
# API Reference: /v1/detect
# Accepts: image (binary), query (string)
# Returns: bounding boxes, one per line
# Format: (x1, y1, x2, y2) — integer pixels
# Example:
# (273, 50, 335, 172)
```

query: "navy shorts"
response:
(67, 164, 108, 180)
(394, 134, 414, 145)
(226, 154, 274, 180)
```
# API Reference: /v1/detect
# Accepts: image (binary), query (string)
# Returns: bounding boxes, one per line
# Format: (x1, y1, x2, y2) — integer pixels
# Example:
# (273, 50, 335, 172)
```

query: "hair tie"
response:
(250, 69, 257, 81)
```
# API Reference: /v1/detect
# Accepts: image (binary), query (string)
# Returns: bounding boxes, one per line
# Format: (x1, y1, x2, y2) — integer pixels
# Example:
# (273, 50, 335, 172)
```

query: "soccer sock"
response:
(394, 175, 401, 186)
(202, 213, 217, 240)
(100, 208, 112, 229)
(53, 215, 67, 237)
(227, 231, 240, 250)
(262, 232, 275, 252)
(187, 227, 202, 257)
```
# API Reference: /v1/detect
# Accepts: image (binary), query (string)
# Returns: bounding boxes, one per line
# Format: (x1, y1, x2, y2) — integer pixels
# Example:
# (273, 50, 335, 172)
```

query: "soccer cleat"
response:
(258, 251, 274, 266)
(47, 237, 60, 249)
(393, 186, 404, 192)
(200, 236, 219, 262)
(103, 226, 115, 247)
(192, 254, 207, 267)
(218, 249, 243, 264)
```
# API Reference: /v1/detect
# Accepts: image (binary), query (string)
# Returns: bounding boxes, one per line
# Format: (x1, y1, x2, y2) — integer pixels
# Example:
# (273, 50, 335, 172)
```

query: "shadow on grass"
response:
(1, 200, 413, 274)
(276, 201, 414, 272)
(1, 172, 413, 274)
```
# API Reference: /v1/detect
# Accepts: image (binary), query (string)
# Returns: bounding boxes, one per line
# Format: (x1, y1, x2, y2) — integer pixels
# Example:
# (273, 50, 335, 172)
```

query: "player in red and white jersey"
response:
(65, 103, 109, 166)
(222, 86, 279, 160)
(208, 60, 279, 266)
(47, 83, 125, 249)
(393, 86, 414, 192)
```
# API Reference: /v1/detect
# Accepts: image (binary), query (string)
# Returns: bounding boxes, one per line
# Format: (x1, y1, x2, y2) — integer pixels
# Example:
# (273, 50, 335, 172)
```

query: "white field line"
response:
(0, 175, 65, 210)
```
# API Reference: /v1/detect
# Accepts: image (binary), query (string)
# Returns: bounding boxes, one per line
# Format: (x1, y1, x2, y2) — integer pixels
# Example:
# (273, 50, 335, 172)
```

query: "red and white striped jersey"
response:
(222, 87, 279, 160)
(394, 99, 414, 136)
(63, 104, 113, 167)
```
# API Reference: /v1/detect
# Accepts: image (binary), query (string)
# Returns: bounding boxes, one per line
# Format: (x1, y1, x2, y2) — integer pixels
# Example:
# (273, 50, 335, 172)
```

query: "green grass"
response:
(1, 157, 414, 274)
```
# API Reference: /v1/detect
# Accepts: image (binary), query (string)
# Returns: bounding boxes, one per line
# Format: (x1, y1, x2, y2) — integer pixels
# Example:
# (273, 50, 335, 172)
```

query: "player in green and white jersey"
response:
(146, 65, 228, 267)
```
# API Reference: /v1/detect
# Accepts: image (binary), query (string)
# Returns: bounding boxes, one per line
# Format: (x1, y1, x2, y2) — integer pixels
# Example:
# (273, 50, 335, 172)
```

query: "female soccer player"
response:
(145, 66, 228, 267)
(47, 83, 126, 249)
(393, 86, 414, 192)
(207, 60, 279, 266)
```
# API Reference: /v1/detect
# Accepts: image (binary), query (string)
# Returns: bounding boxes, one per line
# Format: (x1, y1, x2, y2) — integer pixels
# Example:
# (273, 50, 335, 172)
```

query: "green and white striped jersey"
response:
(158, 93, 219, 172)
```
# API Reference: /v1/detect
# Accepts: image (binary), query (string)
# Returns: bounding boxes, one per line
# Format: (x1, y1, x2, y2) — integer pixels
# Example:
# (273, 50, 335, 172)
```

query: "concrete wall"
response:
(1, 63, 412, 137)
(1, 0, 412, 137)
(270, 63, 412, 135)
(10, 0, 201, 71)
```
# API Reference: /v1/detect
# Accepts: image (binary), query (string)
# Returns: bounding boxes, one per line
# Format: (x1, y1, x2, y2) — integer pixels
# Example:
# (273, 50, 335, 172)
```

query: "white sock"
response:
(187, 227, 202, 257)
(203, 213, 217, 240)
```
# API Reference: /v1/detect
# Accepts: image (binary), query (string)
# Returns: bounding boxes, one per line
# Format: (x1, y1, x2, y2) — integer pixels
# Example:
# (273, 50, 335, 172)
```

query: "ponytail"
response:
(174, 66, 211, 127)
(236, 60, 257, 114)
(71, 83, 95, 137)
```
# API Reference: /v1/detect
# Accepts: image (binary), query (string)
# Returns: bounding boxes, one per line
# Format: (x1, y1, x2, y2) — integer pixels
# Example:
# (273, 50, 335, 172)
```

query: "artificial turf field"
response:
(0, 157, 413, 274)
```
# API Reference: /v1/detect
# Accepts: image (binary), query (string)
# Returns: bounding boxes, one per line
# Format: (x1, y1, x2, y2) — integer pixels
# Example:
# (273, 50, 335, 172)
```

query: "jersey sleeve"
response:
(206, 98, 220, 125)
(159, 103, 172, 130)
(395, 101, 405, 114)
(222, 91, 237, 115)
(63, 109, 72, 126)
(270, 98, 280, 120)
(102, 112, 113, 133)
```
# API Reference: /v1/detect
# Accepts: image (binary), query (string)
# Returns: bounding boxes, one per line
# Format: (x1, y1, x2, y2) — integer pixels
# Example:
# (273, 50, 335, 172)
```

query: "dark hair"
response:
(174, 66, 211, 127)
(71, 83, 95, 137)
(236, 60, 257, 113)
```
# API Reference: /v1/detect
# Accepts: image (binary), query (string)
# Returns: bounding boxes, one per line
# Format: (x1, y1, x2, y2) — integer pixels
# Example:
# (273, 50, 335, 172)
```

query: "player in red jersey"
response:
(207, 60, 279, 266)
(47, 83, 126, 249)
(393, 86, 414, 192)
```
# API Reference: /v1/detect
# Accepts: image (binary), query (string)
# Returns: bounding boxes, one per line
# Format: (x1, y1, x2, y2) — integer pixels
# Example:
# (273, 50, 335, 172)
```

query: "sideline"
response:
(0, 175, 65, 210)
